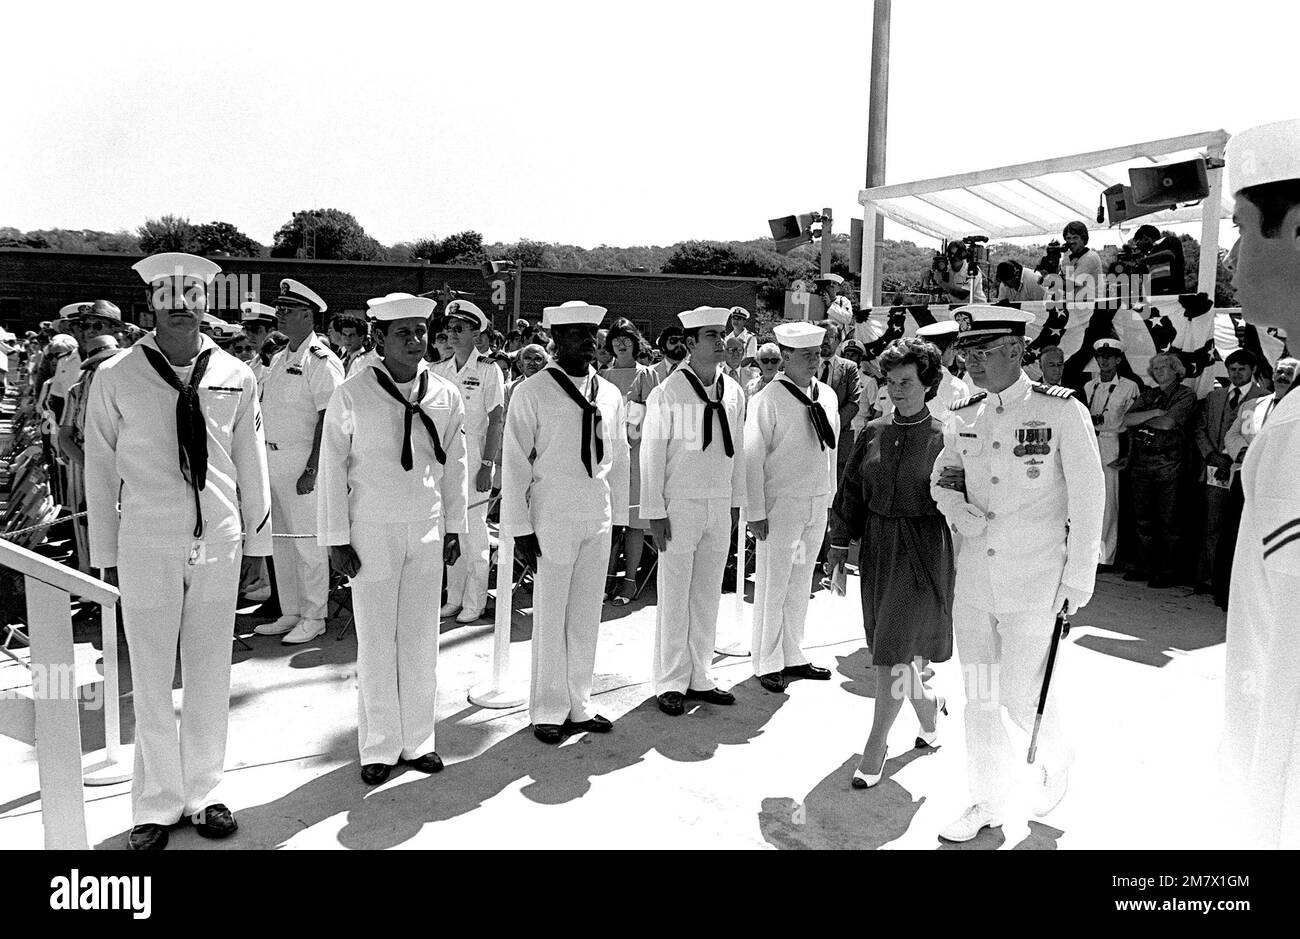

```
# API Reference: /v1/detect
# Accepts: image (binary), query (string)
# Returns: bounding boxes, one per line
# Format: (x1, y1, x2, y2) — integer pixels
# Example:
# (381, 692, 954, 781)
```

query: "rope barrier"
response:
(0, 511, 86, 542)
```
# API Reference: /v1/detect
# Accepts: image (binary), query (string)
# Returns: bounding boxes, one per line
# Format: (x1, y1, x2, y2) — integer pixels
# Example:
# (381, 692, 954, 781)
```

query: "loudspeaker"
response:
(769, 214, 814, 254)
(482, 260, 516, 279)
(1129, 158, 1210, 207)
(1104, 183, 1166, 225)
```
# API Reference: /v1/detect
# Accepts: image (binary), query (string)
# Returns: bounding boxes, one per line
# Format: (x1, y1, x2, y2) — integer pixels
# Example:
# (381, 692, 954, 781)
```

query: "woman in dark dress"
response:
(826, 337, 955, 789)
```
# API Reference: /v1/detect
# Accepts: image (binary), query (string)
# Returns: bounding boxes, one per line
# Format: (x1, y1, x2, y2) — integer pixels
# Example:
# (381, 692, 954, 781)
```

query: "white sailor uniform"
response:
(317, 360, 468, 765)
(641, 367, 747, 695)
(261, 332, 343, 622)
(930, 373, 1104, 811)
(1083, 375, 1139, 565)
(744, 375, 839, 676)
(500, 367, 630, 726)
(84, 333, 271, 826)
(432, 348, 504, 616)
(1223, 389, 1300, 848)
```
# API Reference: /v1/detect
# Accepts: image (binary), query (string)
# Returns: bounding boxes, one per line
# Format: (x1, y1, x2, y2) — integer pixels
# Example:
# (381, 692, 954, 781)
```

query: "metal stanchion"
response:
(82, 592, 131, 785)
(715, 507, 751, 657)
(468, 532, 527, 709)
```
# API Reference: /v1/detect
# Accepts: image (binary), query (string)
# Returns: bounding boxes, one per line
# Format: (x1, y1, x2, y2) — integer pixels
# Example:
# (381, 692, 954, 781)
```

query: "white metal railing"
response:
(1, 538, 120, 850)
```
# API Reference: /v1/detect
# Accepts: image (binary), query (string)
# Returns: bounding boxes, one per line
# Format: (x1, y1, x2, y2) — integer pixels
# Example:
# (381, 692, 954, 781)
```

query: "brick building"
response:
(0, 249, 763, 340)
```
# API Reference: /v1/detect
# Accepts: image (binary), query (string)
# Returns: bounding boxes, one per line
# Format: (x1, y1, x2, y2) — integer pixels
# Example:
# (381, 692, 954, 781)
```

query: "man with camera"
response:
(1131, 225, 1187, 297)
(928, 240, 987, 303)
(1056, 221, 1103, 303)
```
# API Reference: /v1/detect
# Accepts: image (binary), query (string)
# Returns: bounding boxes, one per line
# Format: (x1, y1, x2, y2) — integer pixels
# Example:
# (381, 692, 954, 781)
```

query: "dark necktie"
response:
(820, 361, 831, 384)
(547, 368, 604, 477)
(779, 379, 837, 450)
(1228, 387, 1241, 413)
(373, 369, 445, 471)
(139, 344, 213, 538)
(679, 368, 734, 457)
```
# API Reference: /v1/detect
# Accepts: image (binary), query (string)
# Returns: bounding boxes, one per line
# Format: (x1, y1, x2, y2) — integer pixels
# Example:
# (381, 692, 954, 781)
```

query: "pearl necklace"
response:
(892, 411, 930, 426)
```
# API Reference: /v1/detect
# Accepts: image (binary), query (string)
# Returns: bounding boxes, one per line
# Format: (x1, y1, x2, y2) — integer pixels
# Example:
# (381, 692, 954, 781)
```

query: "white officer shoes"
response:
(439, 603, 461, 619)
(455, 607, 485, 624)
(939, 803, 1003, 843)
(254, 614, 300, 636)
(1034, 765, 1069, 817)
(282, 618, 327, 645)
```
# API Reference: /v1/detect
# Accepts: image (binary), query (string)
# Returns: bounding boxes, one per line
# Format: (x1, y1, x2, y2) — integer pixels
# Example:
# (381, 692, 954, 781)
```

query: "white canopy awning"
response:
(857, 130, 1231, 304)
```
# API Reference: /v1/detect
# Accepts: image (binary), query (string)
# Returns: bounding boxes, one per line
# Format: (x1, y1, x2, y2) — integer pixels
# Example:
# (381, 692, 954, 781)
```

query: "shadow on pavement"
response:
(758, 749, 933, 849)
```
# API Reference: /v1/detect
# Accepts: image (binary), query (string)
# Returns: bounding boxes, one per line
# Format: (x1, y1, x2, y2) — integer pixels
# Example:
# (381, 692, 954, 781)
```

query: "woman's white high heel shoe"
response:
(851, 750, 888, 789)
(915, 697, 948, 749)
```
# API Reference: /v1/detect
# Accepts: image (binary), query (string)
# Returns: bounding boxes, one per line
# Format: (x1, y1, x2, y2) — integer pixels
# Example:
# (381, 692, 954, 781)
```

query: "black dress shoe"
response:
(191, 804, 238, 839)
(783, 663, 832, 681)
(408, 752, 444, 773)
(657, 692, 686, 716)
(564, 714, 613, 734)
(127, 823, 169, 851)
(685, 687, 736, 705)
(533, 724, 566, 744)
(759, 672, 786, 693)
(361, 763, 393, 785)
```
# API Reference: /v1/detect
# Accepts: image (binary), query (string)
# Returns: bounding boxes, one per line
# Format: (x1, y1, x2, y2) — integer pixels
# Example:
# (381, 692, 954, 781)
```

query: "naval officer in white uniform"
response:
(929, 304, 1104, 842)
(433, 299, 504, 625)
(239, 300, 278, 390)
(1082, 338, 1140, 567)
(500, 301, 630, 744)
(85, 252, 272, 850)
(1221, 118, 1300, 848)
(744, 321, 839, 692)
(255, 278, 344, 644)
(317, 294, 468, 785)
(641, 306, 747, 716)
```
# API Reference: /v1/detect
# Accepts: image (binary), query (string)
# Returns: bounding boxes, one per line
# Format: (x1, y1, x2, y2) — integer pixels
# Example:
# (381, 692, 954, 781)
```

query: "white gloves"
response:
(1053, 583, 1092, 615)
(952, 502, 987, 538)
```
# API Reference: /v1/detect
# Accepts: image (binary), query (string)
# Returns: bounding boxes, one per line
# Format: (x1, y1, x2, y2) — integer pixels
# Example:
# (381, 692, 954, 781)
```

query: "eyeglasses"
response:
(446, 323, 475, 334)
(963, 341, 1013, 363)
(231, 345, 253, 354)
(758, 358, 781, 365)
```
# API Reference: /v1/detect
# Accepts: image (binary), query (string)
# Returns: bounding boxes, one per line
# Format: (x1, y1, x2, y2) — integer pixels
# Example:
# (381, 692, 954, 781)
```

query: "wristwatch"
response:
(303, 465, 317, 476)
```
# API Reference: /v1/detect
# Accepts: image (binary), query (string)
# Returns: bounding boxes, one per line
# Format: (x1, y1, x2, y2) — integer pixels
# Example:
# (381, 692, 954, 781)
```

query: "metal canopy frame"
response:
(858, 129, 1231, 305)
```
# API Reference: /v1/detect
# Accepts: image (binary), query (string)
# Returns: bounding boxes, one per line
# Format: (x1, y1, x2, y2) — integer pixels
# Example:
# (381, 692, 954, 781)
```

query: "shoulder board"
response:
(1032, 382, 1075, 400)
(309, 347, 333, 361)
(950, 391, 988, 411)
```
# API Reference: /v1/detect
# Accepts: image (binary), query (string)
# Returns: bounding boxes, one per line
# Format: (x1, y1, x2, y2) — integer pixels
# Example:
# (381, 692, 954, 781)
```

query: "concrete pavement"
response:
(0, 565, 1230, 850)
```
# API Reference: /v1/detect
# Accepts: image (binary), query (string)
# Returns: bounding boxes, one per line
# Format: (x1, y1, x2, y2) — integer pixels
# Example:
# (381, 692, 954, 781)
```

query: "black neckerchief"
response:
(139, 343, 213, 538)
(778, 378, 837, 450)
(678, 368, 733, 457)
(372, 367, 445, 471)
(546, 368, 603, 477)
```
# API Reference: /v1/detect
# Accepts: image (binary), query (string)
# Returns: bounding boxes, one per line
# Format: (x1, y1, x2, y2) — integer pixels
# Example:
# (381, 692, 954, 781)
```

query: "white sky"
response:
(1, 0, 1295, 250)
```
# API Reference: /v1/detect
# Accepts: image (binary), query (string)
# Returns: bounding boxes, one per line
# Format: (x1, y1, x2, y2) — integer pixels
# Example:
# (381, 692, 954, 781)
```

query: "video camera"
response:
(1108, 244, 1149, 277)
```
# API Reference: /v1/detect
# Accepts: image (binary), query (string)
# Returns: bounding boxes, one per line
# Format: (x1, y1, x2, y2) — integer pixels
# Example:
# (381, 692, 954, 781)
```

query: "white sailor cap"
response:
(677, 306, 731, 330)
(542, 300, 607, 329)
(1093, 337, 1124, 354)
(916, 320, 960, 340)
(59, 302, 94, 319)
(276, 278, 327, 313)
(951, 304, 1036, 345)
(1228, 118, 1300, 195)
(240, 301, 278, 326)
(370, 295, 437, 322)
(132, 252, 222, 285)
(443, 299, 490, 332)
(773, 321, 825, 349)
(366, 292, 417, 309)
(201, 312, 240, 336)
(814, 273, 845, 286)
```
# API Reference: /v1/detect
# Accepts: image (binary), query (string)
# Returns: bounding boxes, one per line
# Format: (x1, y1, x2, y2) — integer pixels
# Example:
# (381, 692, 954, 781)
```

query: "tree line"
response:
(1, 208, 1235, 306)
